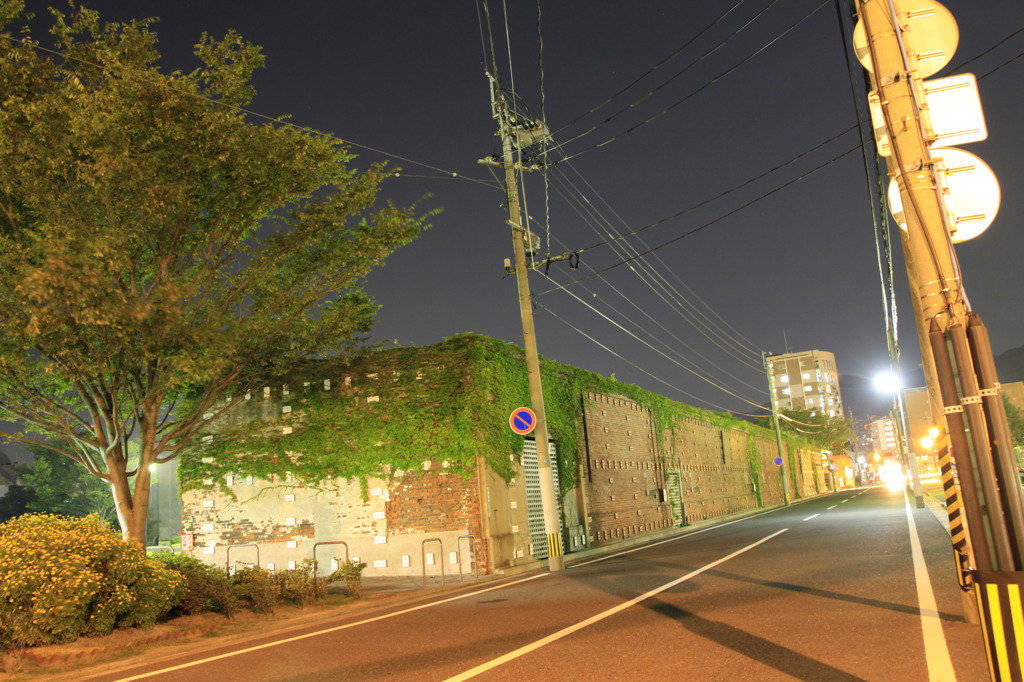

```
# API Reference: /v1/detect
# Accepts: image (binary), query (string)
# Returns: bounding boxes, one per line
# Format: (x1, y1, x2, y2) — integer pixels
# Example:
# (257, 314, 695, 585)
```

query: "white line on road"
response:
(803, 514, 820, 521)
(904, 490, 957, 681)
(444, 528, 790, 682)
(827, 505, 837, 510)
(110, 573, 551, 681)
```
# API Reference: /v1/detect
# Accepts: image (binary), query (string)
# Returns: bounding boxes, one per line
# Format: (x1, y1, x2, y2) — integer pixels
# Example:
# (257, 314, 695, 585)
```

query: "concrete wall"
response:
(182, 462, 483, 579)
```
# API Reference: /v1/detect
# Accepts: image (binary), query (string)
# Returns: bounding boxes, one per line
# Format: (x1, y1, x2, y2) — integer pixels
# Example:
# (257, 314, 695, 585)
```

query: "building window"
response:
(780, 374, 789, 383)
(802, 372, 810, 380)
(783, 388, 791, 396)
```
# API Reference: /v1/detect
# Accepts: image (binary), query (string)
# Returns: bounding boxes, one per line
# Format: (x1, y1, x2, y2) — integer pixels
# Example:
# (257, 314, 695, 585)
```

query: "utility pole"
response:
(484, 75, 563, 572)
(855, 0, 1024, 673)
(763, 352, 791, 505)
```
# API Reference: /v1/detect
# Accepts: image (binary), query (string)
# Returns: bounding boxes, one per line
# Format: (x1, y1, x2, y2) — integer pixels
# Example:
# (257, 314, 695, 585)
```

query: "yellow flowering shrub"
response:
(0, 514, 184, 649)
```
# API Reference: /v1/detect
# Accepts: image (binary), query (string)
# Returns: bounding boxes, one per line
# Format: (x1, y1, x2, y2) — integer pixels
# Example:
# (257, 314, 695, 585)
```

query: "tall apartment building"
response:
(866, 416, 899, 458)
(767, 349, 844, 418)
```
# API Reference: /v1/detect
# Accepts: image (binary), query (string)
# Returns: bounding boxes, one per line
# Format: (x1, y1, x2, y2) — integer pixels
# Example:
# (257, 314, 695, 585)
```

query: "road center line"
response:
(444, 528, 789, 682)
(827, 505, 837, 510)
(903, 490, 956, 681)
(803, 514, 820, 521)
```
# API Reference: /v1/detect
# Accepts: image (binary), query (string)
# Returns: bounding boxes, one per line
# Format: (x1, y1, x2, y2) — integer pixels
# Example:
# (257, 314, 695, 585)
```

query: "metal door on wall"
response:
(522, 438, 562, 559)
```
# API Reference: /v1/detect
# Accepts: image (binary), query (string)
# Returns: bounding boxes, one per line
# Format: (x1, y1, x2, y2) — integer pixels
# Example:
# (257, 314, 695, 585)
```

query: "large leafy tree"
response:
(0, 3, 431, 543)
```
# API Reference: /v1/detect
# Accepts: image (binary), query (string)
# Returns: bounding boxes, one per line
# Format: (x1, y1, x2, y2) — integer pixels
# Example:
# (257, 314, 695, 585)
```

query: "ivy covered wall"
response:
(181, 333, 817, 500)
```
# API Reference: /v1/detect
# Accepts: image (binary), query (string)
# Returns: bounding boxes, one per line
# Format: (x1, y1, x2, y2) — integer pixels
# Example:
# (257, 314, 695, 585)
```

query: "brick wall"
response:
(581, 392, 674, 544)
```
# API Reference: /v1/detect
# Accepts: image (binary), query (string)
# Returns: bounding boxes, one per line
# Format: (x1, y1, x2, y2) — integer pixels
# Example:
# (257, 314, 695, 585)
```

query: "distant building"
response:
(867, 416, 899, 459)
(766, 350, 844, 418)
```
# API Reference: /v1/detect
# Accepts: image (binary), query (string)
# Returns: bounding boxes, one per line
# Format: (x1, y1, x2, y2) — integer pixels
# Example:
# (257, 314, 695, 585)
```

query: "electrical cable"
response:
(543, 166, 766, 374)
(548, 0, 830, 164)
(553, 161, 767, 363)
(553, 0, 750, 134)
(532, 298, 770, 415)
(536, 144, 860, 295)
(0, 22, 501, 191)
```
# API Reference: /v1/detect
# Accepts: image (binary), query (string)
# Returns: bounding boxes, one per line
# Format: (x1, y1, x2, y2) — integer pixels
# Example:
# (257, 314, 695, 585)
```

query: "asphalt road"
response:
(82, 486, 991, 681)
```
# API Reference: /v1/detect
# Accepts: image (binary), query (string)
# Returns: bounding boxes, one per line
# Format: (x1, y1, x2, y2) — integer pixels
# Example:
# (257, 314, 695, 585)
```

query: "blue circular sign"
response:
(774, 457, 783, 466)
(509, 407, 537, 435)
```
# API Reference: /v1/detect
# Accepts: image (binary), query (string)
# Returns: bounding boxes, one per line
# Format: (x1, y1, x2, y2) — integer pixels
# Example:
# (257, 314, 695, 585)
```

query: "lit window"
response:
(802, 372, 810, 380)
(807, 398, 815, 405)
(780, 375, 789, 383)
(805, 385, 813, 391)
(783, 388, 791, 396)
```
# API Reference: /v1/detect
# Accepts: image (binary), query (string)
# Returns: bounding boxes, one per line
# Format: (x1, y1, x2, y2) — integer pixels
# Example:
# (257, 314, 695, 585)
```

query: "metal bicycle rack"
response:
(457, 534, 478, 582)
(312, 540, 350, 585)
(145, 546, 174, 554)
(421, 538, 445, 588)
(225, 543, 260, 574)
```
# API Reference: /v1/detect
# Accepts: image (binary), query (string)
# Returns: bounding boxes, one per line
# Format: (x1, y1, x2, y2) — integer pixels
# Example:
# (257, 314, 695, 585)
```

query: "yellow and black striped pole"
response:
(935, 434, 974, 590)
(974, 570, 1024, 681)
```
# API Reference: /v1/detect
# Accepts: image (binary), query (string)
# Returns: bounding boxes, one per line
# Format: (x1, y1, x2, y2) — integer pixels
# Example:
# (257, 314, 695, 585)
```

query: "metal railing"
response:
(457, 534, 478, 582)
(421, 538, 445, 588)
(312, 541, 349, 585)
(225, 543, 260, 574)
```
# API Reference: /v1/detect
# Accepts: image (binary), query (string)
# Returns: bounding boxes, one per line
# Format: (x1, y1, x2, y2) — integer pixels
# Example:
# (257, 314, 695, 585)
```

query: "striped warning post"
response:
(547, 533, 563, 559)
(937, 438, 973, 590)
(973, 570, 1024, 681)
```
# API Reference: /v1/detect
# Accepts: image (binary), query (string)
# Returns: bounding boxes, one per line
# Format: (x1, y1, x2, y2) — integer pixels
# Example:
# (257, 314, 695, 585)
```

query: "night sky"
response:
(22, 0, 1024, 420)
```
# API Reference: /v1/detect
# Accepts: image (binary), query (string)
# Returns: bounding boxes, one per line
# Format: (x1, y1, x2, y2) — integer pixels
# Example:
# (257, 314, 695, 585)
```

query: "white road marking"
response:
(803, 514, 820, 521)
(827, 505, 837, 510)
(904, 490, 957, 681)
(111, 573, 550, 681)
(444, 529, 789, 681)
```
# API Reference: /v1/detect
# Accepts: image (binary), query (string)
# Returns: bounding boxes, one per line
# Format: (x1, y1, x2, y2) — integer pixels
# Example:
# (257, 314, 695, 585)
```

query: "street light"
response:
(874, 371, 923, 507)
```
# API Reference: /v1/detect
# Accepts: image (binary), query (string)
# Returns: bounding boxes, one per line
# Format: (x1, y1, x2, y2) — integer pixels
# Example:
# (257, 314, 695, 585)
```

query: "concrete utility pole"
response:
(763, 352, 791, 505)
(856, 0, 1024, 674)
(484, 76, 564, 572)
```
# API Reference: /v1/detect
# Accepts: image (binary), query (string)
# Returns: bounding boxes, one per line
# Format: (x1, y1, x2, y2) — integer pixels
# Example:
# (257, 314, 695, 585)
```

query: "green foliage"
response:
(0, 4, 432, 543)
(326, 559, 368, 598)
(0, 513, 183, 649)
(0, 485, 32, 523)
(14, 446, 117, 525)
(274, 559, 324, 606)
(232, 566, 279, 614)
(182, 335, 783, 497)
(1003, 395, 1024, 458)
(152, 552, 238, 617)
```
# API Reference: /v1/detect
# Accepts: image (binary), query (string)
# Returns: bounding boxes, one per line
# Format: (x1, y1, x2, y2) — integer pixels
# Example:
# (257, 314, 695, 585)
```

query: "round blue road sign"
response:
(774, 457, 783, 466)
(509, 407, 537, 435)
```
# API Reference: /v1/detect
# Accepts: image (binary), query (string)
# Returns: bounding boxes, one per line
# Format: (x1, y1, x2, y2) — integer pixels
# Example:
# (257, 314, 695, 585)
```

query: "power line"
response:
(554, 0, 751, 134)
(0, 32, 501, 192)
(537, 144, 860, 295)
(548, 0, 830, 164)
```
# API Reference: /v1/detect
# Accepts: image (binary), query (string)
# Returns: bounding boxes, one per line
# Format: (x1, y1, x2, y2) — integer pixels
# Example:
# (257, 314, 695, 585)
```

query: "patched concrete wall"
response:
(182, 464, 485, 578)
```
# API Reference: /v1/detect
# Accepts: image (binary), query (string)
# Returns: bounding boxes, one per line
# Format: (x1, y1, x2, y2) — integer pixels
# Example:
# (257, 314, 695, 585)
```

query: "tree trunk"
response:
(109, 459, 151, 547)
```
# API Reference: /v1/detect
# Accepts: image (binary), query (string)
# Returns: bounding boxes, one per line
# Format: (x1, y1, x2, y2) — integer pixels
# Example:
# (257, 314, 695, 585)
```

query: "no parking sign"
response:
(509, 407, 537, 435)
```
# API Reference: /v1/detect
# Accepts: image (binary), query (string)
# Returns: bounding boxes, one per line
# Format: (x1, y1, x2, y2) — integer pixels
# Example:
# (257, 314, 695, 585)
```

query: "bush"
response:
(232, 566, 279, 614)
(0, 513, 183, 649)
(274, 559, 324, 607)
(152, 552, 237, 617)
(327, 559, 368, 598)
